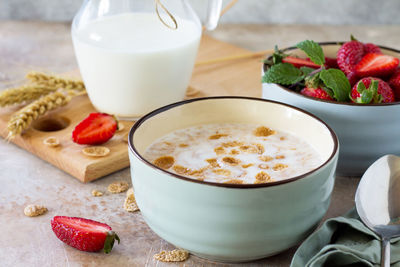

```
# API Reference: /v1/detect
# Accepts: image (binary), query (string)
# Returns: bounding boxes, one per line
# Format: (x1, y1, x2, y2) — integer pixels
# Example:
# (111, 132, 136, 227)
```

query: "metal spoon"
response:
(355, 154, 400, 267)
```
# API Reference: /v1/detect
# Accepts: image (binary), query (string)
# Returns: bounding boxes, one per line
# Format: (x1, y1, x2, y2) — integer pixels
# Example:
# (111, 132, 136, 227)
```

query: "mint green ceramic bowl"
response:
(128, 97, 339, 262)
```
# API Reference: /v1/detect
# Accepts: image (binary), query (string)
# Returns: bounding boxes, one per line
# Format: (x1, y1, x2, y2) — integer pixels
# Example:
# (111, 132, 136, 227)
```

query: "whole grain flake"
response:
(254, 126, 276, 137)
(153, 156, 174, 169)
(154, 249, 189, 262)
(124, 188, 139, 212)
(91, 189, 103, 197)
(24, 204, 47, 217)
(108, 181, 129, 193)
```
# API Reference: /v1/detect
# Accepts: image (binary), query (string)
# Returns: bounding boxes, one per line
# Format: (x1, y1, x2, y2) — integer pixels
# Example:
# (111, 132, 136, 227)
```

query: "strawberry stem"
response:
(103, 231, 120, 254)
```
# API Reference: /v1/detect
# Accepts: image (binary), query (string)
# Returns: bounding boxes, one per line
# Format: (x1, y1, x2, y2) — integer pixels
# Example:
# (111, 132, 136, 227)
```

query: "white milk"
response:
(144, 123, 323, 184)
(72, 13, 201, 118)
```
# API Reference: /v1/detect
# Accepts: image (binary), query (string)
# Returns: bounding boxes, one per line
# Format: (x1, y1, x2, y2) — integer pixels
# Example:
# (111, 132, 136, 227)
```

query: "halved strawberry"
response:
(351, 77, 395, 103)
(355, 53, 399, 78)
(300, 87, 334, 101)
(51, 216, 120, 253)
(72, 113, 117, 145)
(282, 56, 320, 69)
(388, 68, 400, 100)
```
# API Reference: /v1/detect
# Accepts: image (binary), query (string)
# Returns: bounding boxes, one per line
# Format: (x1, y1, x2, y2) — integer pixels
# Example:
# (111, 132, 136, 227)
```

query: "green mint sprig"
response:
(319, 69, 351, 102)
(262, 63, 305, 85)
(296, 40, 325, 66)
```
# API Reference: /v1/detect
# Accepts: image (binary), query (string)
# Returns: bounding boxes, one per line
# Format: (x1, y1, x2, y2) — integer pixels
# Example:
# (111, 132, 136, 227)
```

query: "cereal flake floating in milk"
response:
(145, 123, 323, 184)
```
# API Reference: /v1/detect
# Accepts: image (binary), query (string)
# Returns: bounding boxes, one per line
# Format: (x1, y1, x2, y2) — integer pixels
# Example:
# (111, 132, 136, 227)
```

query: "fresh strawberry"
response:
(51, 216, 120, 253)
(324, 57, 339, 69)
(388, 68, 400, 100)
(300, 87, 334, 101)
(355, 53, 399, 78)
(282, 56, 320, 69)
(351, 77, 395, 103)
(363, 43, 381, 54)
(337, 41, 365, 75)
(72, 113, 117, 145)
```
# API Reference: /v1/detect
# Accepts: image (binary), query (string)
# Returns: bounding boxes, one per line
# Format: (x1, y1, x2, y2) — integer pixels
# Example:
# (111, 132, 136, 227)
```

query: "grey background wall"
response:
(1, 0, 399, 25)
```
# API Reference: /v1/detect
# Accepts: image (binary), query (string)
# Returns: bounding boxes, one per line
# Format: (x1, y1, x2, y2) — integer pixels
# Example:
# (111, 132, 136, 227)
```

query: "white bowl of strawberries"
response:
(262, 38, 400, 176)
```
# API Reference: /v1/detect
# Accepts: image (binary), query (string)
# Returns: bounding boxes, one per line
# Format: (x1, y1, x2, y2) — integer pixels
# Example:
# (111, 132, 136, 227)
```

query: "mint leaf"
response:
(319, 69, 351, 102)
(300, 66, 316, 76)
(296, 40, 325, 66)
(262, 63, 303, 85)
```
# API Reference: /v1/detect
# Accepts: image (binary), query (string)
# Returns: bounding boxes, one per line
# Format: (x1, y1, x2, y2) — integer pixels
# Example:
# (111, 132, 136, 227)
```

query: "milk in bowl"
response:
(72, 13, 201, 118)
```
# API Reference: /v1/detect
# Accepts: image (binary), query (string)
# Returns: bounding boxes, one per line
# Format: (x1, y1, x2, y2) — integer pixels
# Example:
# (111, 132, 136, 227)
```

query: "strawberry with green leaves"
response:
(51, 216, 120, 253)
(263, 40, 351, 102)
(350, 77, 395, 103)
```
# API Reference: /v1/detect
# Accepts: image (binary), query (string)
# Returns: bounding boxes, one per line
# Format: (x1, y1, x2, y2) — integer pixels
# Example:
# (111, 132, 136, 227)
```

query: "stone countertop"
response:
(1, 21, 398, 266)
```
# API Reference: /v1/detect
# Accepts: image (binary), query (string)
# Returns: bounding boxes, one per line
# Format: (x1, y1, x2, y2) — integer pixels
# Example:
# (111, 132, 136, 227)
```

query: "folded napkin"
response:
(291, 208, 400, 267)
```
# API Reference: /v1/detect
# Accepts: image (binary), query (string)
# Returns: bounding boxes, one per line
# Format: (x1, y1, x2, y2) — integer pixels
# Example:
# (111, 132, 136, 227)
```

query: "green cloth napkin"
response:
(291, 208, 400, 267)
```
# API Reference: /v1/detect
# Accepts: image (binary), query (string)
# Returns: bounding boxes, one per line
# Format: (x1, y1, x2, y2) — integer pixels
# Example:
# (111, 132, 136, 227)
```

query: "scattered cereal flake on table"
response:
(108, 181, 129, 193)
(24, 204, 47, 217)
(43, 136, 60, 147)
(154, 249, 189, 262)
(82, 146, 110, 157)
(91, 189, 103, 197)
(124, 188, 139, 212)
(273, 163, 288, 171)
(254, 126, 276, 137)
(153, 156, 175, 169)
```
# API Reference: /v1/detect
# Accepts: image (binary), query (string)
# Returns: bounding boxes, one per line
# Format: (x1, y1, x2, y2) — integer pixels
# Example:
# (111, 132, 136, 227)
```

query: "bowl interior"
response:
(131, 97, 337, 174)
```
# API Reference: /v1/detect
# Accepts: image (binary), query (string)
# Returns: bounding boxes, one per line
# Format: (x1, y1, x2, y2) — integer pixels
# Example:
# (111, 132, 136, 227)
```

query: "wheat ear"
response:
(7, 91, 72, 138)
(0, 85, 56, 107)
(26, 71, 85, 91)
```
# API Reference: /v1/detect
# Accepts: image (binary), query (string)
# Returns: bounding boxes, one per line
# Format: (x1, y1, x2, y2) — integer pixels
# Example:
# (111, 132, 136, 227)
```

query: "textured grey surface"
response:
(1, 0, 400, 25)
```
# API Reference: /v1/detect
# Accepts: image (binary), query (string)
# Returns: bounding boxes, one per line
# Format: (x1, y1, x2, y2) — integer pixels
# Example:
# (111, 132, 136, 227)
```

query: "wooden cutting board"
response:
(0, 35, 262, 182)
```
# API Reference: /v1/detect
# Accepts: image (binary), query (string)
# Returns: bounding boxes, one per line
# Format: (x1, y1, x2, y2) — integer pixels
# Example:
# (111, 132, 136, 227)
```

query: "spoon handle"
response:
(381, 237, 390, 267)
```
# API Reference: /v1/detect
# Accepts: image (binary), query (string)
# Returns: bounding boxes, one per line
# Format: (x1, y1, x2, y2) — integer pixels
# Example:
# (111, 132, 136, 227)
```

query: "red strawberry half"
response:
(355, 53, 399, 78)
(51, 216, 120, 253)
(351, 77, 395, 103)
(388, 68, 400, 100)
(282, 56, 320, 69)
(72, 113, 117, 145)
(300, 87, 334, 101)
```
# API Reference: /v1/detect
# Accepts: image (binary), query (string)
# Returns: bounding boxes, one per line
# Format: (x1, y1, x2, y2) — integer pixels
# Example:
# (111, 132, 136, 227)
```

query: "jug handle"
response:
(204, 0, 223, 31)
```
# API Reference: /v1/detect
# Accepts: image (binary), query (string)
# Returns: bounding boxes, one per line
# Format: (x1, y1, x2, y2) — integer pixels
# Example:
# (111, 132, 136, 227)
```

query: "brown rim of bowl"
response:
(128, 96, 339, 189)
(262, 41, 400, 106)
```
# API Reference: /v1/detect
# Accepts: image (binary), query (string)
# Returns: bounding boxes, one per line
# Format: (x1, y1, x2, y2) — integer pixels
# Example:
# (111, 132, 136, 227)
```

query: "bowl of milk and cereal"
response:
(128, 96, 339, 262)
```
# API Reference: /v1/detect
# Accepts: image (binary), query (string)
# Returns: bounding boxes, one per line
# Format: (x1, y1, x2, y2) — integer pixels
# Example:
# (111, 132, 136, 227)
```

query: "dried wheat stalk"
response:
(26, 71, 85, 91)
(7, 91, 72, 138)
(0, 85, 56, 107)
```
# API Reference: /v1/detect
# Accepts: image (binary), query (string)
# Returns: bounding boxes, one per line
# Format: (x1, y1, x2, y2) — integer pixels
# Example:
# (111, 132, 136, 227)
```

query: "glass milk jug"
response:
(71, 0, 222, 119)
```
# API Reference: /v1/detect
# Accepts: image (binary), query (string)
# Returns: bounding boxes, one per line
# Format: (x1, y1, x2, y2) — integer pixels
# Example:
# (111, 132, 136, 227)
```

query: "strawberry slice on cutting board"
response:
(51, 216, 120, 253)
(72, 113, 117, 145)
